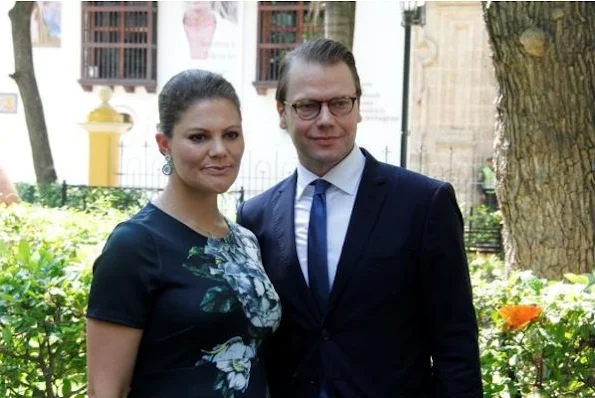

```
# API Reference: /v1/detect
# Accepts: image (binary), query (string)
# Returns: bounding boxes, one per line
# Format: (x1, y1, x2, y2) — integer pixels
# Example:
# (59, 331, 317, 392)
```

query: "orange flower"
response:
(498, 305, 542, 331)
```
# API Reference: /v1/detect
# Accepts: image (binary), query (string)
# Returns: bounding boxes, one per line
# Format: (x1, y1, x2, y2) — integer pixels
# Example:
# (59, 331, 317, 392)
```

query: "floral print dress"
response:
(87, 203, 281, 397)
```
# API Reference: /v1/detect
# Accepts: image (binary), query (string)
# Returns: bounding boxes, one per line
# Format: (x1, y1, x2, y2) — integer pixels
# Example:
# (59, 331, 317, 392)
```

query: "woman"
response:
(86, 69, 281, 397)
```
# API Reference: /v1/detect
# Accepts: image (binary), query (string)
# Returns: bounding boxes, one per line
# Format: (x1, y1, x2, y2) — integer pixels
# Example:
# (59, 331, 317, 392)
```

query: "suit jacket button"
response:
(292, 371, 299, 379)
(321, 328, 330, 340)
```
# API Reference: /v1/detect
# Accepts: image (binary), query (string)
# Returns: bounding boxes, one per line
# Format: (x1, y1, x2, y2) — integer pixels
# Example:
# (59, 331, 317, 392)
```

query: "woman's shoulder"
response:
(105, 204, 163, 248)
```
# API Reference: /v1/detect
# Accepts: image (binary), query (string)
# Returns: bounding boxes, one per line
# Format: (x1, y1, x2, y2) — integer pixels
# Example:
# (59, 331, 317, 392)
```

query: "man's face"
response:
(277, 60, 361, 176)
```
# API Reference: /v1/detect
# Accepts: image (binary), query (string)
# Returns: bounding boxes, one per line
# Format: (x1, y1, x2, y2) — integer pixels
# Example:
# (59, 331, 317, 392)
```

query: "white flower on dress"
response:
(201, 336, 256, 394)
(184, 221, 281, 397)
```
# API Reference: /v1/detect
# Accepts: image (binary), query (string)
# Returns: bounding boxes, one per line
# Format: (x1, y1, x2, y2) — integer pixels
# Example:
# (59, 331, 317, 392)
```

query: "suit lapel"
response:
(271, 173, 321, 319)
(327, 151, 388, 311)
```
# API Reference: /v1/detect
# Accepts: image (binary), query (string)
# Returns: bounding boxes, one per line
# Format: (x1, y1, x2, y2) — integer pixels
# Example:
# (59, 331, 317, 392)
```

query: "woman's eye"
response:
(225, 131, 240, 139)
(189, 134, 207, 142)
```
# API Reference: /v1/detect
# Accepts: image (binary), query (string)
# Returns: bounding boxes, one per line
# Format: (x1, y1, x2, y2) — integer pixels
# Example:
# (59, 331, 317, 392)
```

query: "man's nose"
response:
(316, 102, 334, 125)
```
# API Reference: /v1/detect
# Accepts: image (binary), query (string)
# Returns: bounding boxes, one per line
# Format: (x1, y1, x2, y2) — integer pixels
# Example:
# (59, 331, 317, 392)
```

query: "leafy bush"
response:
(0, 204, 127, 397)
(1, 203, 592, 397)
(15, 182, 152, 213)
(464, 205, 503, 255)
(14, 182, 244, 218)
(471, 255, 595, 397)
(467, 204, 502, 230)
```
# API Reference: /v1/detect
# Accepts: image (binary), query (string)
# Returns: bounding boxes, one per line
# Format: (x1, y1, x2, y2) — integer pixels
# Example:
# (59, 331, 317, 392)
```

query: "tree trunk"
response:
(8, 2, 57, 185)
(483, 2, 595, 279)
(324, 2, 356, 50)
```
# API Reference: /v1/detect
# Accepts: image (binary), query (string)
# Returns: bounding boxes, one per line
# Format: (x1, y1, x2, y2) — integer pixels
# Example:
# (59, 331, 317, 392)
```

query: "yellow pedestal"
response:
(80, 87, 132, 187)
(88, 131, 122, 187)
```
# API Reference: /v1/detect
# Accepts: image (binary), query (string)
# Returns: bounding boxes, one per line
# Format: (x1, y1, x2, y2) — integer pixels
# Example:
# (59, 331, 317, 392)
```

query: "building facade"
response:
(0, 1, 496, 206)
(409, 1, 498, 206)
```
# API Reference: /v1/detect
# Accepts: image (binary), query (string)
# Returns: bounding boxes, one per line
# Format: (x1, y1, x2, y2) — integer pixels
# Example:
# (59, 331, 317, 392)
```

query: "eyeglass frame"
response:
(283, 95, 359, 121)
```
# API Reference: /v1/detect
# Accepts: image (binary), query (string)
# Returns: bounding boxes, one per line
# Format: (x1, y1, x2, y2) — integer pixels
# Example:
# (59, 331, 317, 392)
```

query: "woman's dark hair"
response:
(275, 39, 362, 103)
(158, 69, 241, 137)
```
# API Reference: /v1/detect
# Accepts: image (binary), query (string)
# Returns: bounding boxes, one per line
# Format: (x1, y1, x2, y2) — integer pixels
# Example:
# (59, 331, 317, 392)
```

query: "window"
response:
(255, 1, 324, 93)
(80, 2, 157, 93)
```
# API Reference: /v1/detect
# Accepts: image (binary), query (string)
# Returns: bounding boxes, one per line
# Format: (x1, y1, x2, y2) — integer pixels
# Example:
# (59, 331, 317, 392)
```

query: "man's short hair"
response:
(275, 39, 362, 102)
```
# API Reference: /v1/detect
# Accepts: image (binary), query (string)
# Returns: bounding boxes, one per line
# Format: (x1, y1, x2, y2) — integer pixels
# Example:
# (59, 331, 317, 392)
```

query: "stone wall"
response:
(408, 1, 498, 208)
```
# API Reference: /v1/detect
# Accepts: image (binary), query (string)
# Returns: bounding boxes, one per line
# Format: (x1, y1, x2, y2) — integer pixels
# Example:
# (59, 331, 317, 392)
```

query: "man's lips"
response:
(310, 136, 340, 145)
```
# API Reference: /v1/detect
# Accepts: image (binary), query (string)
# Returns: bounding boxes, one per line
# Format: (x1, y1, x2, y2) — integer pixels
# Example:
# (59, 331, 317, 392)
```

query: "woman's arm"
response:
(87, 319, 143, 398)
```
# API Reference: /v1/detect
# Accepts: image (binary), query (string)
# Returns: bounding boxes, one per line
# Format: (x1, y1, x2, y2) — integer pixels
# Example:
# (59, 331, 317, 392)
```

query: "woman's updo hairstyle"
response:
(157, 69, 241, 137)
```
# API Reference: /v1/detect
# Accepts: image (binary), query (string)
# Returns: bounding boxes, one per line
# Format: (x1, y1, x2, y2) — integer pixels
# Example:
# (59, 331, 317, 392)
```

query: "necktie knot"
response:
(312, 179, 331, 196)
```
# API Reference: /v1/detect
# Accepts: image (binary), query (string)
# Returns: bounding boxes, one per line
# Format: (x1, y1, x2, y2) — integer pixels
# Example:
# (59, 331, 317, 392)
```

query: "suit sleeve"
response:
(236, 201, 246, 226)
(420, 183, 483, 397)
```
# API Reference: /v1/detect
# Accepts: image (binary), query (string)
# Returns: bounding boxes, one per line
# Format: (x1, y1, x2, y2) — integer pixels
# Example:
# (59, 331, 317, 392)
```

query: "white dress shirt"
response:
(295, 145, 366, 288)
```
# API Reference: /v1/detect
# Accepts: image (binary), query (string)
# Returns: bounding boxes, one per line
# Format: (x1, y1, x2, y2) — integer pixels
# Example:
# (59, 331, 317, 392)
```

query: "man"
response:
(478, 157, 498, 211)
(237, 39, 482, 398)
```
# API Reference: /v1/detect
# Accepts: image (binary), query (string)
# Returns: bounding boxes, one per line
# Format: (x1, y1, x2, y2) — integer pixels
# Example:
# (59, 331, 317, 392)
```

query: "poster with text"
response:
(31, 1, 61, 47)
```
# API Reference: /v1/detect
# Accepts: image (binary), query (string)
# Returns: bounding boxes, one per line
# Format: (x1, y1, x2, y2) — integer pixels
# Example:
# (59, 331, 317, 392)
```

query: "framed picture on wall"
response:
(0, 93, 17, 114)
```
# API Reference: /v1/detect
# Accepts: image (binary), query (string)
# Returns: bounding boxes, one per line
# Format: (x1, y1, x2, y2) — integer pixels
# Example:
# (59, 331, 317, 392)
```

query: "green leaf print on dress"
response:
(182, 221, 281, 397)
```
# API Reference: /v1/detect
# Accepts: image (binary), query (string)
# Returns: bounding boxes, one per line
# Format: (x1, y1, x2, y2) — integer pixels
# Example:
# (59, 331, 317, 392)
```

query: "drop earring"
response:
(162, 154, 173, 175)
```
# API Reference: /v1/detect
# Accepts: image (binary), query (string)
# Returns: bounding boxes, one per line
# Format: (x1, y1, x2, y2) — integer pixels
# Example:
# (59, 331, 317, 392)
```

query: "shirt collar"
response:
(296, 145, 366, 199)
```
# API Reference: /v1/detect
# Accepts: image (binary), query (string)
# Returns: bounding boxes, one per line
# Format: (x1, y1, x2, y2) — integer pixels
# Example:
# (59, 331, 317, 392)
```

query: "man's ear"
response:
(155, 132, 170, 156)
(356, 101, 362, 123)
(277, 101, 287, 130)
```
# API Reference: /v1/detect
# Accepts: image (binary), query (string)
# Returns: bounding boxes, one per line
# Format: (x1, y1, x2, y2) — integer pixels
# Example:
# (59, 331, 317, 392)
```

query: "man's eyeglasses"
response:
(284, 96, 358, 121)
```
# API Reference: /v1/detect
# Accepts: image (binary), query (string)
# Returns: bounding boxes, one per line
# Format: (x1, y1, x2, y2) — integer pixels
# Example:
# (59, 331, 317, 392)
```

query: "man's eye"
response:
(331, 99, 351, 108)
(297, 102, 319, 112)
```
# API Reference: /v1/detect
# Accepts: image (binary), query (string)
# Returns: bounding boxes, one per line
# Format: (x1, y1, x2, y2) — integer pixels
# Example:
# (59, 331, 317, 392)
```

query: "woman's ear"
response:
(155, 132, 170, 156)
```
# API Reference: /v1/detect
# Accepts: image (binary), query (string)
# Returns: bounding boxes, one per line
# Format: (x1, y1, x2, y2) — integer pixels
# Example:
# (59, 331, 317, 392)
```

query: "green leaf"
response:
(200, 286, 238, 313)
(182, 262, 222, 281)
(62, 378, 72, 395)
(17, 240, 30, 264)
(2, 327, 12, 345)
(564, 273, 588, 285)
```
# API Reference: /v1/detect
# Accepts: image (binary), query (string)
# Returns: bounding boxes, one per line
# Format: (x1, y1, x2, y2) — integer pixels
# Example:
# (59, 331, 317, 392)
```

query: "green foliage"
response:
(471, 255, 595, 397)
(0, 203, 127, 397)
(1, 202, 592, 397)
(15, 182, 151, 213)
(464, 205, 503, 254)
(467, 205, 502, 230)
(14, 182, 243, 220)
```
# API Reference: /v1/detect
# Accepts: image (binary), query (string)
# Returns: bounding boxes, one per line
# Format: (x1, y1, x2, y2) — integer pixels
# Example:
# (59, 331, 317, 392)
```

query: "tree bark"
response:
(8, 2, 57, 185)
(483, 2, 595, 279)
(324, 2, 356, 50)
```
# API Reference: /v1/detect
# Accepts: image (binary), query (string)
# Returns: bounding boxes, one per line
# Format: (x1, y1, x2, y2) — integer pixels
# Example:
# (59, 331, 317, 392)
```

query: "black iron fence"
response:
(16, 181, 502, 255)
(464, 227, 503, 254)
(15, 181, 245, 217)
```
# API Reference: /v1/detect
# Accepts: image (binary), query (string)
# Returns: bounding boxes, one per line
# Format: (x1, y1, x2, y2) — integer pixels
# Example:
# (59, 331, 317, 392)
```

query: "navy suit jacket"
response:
(237, 149, 482, 398)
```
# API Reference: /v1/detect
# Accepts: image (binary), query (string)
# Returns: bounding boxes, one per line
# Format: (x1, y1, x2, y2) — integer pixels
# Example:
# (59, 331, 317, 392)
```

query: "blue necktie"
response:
(308, 179, 331, 315)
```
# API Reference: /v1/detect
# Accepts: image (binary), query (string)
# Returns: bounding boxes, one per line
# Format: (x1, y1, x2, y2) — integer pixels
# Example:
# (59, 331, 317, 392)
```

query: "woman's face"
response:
(159, 98, 244, 195)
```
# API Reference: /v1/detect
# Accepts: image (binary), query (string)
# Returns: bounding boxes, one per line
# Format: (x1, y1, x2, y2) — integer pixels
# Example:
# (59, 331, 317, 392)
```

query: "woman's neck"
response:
(153, 179, 227, 237)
